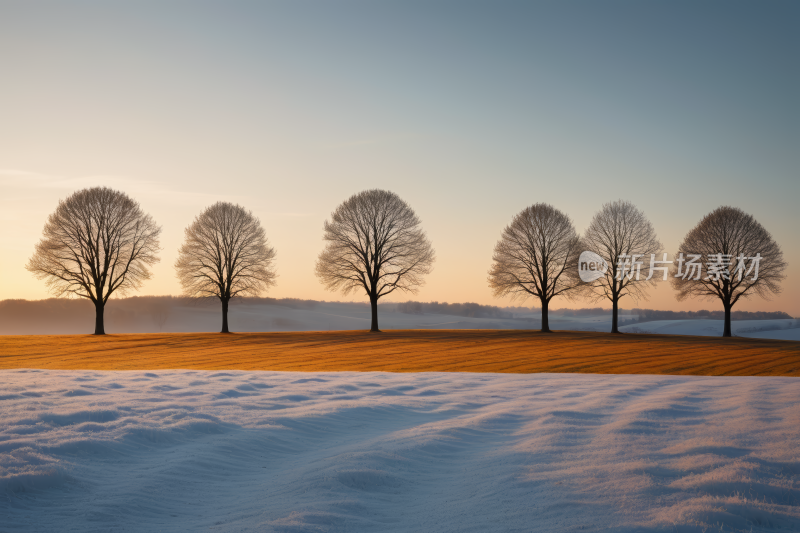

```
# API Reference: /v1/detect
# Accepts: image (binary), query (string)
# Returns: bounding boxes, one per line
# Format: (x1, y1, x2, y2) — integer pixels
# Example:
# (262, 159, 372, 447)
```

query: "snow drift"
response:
(1, 370, 798, 532)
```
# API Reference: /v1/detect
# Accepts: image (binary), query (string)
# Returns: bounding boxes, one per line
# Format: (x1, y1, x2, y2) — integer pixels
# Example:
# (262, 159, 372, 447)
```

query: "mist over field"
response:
(0, 297, 539, 335)
(1, 297, 797, 340)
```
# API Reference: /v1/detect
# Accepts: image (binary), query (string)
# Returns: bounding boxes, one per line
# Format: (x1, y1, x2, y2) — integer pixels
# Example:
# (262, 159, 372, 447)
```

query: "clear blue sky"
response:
(1, 1, 798, 314)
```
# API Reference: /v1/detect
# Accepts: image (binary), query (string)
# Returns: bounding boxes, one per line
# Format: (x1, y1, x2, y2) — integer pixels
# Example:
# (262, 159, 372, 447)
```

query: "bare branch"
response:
(26, 187, 161, 334)
(175, 202, 277, 333)
(670, 206, 786, 337)
(175, 202, 277, 300)
(315, 189, 435, 332)
(487, 203, 582, 332)
(580, 200, 662, 333)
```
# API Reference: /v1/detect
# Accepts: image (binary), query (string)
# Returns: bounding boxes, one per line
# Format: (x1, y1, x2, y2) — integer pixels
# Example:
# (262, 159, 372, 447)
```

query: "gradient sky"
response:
(1, 1, 798, 315)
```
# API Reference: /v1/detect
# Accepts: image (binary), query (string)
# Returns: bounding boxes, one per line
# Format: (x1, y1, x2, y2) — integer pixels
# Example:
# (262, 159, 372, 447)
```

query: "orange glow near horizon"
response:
(1, 4, 797, 316)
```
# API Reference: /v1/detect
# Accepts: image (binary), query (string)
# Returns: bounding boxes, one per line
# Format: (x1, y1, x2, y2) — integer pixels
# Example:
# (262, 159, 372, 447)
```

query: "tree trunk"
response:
(94, 300, 106, 335)
(221, 297, 230, 333)
(369, 295, 380, 332)
(722, 302, 732, 338)
(541, 298, 551, 333)
(611, 297, 619, 334)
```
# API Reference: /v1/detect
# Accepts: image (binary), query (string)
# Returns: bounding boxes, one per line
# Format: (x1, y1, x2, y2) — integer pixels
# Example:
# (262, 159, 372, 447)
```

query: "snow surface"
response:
(0, 299, 633, 335)
(741, 328, 800, 342)
(5, 298, 798, 341)
(620, 319, 800, 340)
(2, 370, 799, 532)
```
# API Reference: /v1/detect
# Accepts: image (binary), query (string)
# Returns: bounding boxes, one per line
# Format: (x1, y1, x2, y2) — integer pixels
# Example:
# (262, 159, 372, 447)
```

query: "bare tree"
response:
(488, 203, 582, 332)
(581, 200, 662, 333)
(671, 206, 786, 337)
(315, 189, 435, 332)
(175, 202, 277, 333)
(26, 187, 161, 335)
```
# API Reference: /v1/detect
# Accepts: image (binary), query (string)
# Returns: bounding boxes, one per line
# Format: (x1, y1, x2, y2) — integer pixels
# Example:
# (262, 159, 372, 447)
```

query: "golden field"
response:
(0, 330, 798, 376)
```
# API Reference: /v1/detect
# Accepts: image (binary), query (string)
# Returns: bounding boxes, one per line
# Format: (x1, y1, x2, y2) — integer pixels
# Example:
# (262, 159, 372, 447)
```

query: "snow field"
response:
(619, 319, 800, 340)
(1, 370, 799, 532)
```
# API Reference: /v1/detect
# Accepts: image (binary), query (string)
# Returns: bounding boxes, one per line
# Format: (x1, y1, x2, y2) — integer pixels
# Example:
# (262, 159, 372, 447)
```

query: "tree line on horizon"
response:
(26, 187, 787, 337)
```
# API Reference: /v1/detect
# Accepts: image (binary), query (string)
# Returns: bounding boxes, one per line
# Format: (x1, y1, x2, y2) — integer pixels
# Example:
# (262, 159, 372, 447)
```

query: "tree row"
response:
(27, 187, 786, 337)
